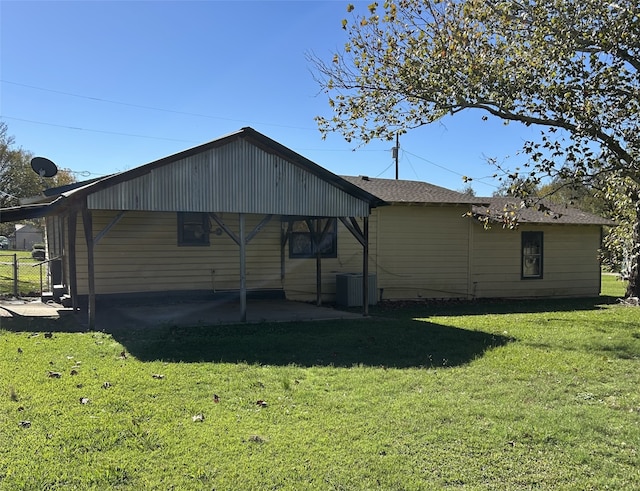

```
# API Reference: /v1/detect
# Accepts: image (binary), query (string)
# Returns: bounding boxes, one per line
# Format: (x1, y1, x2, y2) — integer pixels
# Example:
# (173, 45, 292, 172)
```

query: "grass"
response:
(1, 278, 639, 489)
(0, 250, 44, 297)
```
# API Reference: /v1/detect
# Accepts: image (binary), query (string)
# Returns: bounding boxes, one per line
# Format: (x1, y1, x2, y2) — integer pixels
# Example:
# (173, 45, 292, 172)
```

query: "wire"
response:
(402, 151, 421, 181)
(402, 149, 499, 189)
(1, 79, 318, 131)
(375, 162, 395, 177)
(0, 115, 201, 144)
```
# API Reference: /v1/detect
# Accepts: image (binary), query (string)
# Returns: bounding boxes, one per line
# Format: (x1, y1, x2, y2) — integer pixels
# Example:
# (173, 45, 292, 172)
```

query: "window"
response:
(178, 212, 210, 246)
(289, 218, 337, 258)
(522, 231, 543, 279)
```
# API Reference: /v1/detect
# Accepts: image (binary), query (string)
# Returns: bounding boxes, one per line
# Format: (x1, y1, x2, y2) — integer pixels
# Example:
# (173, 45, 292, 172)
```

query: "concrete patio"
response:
(0, 297, 365, 330)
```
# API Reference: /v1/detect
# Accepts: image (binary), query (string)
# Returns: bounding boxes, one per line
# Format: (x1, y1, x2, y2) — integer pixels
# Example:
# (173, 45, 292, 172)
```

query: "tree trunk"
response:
(626, 198, 640, 298)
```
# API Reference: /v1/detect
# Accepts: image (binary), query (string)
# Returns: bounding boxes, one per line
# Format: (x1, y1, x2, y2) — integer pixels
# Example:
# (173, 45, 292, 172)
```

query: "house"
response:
(0, 128, 384, 326)
(11, 223, 43, 251)
(469, 197, 614, 298)
(0, 128, 614, 325)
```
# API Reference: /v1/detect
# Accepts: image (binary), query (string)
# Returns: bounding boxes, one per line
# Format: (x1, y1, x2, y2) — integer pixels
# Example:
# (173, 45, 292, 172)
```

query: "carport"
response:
(0, 128, 385, 328)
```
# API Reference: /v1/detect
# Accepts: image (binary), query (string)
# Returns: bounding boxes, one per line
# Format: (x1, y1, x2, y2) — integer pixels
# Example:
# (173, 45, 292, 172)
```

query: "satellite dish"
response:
(31, 157, 58, 178)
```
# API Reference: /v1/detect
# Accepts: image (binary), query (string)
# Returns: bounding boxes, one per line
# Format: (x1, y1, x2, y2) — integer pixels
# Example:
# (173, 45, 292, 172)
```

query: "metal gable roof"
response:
(70, 128, 385, 207)
(0, 128, 386, 222)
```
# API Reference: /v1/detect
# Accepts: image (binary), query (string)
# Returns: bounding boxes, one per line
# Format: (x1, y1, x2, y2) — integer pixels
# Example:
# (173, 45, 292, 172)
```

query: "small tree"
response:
(0, 122, 76, 236)
(311, 0, 640, 297)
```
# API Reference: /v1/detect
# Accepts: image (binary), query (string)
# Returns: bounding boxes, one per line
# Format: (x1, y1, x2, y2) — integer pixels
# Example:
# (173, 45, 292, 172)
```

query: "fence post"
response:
(12, 253, 18, 297)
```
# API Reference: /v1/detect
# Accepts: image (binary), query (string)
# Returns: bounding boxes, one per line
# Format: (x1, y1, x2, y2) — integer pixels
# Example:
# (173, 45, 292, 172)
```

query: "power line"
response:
(402, 149, 499, 189)
(401, 151, 422, 181)
(1, 79, 318, 131)
(3, 79, 503, 189)
(0, 115, 200, 144)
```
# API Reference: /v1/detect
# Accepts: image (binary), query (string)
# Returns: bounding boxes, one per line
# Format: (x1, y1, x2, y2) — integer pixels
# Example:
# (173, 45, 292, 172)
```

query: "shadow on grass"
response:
(2, 295, 623, 368)
(369, 295, 622, 321)
(1, 309, 511, 368)
(103, 318, 512, 368)
(0, 311, 84, 333)
(0, 314, 510, 368)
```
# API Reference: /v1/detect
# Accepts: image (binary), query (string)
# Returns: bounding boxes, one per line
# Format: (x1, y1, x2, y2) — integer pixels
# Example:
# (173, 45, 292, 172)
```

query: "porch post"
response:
(316, 219, 322, 306)
(81, 204, 95, 329)
(68, 210, 78, 311)
(239, 213, 247, 322)
(362, 216, 369, 317)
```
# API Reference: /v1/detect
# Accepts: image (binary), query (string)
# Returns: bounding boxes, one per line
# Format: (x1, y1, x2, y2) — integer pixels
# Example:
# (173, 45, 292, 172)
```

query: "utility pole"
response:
(392, 133, 400, 180)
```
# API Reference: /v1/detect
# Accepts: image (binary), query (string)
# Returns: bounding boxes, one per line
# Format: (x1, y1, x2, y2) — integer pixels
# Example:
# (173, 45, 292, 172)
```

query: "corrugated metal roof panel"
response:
(87, 139, 371, 216)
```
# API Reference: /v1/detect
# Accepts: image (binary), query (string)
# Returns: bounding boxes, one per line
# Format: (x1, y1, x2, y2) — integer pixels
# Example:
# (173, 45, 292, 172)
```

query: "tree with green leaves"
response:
(311, 0, 639, 297)
(0, 122, 75, 236)
(535, 177, 630, 272)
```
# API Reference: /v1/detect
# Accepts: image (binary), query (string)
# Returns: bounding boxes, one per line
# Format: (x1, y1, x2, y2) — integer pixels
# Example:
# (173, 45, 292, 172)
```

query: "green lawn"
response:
(0, 250, 44, 297)
(1, 278, 638, 489)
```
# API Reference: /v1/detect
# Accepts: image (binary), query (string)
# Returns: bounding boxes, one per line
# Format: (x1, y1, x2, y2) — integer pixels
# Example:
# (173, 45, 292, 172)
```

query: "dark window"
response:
(178, 212, 210, 246)
(289, 218, 337, 258)
(522, 231, 543, 279)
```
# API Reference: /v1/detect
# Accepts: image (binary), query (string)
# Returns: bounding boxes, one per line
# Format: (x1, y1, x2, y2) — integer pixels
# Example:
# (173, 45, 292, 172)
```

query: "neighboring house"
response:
(11, 223, 43, 251)
(0, 127, 614, 324)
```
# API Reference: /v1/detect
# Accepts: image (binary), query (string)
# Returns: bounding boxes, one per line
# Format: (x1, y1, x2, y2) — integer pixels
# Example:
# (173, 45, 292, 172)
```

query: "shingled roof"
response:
(342, 175, 614, 226)
(472, 197, 616, 226)
(341, 176, 483, 205)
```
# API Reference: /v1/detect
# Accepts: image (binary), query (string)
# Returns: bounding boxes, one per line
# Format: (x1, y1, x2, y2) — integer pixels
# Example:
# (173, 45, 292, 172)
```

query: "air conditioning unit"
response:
(335, 273, 377, 307)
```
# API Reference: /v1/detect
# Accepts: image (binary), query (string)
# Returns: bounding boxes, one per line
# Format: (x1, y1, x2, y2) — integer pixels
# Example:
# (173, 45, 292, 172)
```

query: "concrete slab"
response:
(0, 298, 72, 318)
(99, 299, 364, 329)
(0, 297, 364, 330)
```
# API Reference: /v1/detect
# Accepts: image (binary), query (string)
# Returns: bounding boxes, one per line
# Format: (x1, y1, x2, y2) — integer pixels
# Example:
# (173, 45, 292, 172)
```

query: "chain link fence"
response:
(0, 253, 49, 297)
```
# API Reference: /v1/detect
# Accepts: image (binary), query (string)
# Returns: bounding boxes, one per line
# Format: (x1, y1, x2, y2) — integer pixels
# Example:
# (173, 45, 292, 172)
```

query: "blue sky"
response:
(1, 0, 540, 196)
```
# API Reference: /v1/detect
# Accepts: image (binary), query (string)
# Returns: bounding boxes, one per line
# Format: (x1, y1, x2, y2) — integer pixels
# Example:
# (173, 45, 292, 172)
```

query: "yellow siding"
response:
(72, 211, 281, 295)
(62, 207, 603, 302)
(470, 223, 602, 298)
(285, 205, 473, 303)
(374, 205, 471, 300)
(283, 214, 378, 302)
